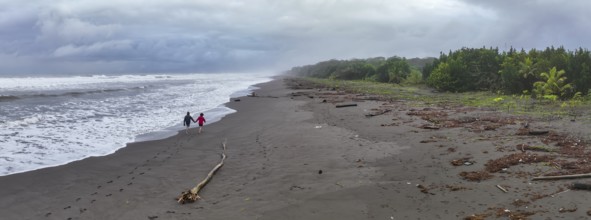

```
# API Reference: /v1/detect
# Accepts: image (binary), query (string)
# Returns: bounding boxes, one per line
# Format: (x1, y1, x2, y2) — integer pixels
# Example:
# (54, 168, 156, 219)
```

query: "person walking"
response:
(196, 113, 206, 134)
(183, 112, 196, 134)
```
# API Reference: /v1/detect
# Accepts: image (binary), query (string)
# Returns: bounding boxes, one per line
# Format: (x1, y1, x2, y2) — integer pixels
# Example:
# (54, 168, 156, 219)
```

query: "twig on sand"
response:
(532, 173, 591, 181)
(177, 139, 227, 204)
(496, 184, 509, 193)
(365, 109, 391, 117)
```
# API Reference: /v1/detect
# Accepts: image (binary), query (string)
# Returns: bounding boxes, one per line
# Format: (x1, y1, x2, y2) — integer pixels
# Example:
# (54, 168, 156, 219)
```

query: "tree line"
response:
(286, 46, 591, 100)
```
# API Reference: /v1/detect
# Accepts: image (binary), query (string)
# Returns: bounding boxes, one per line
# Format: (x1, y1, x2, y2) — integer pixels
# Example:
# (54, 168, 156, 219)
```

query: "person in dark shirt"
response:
(183, 112, 196, 134)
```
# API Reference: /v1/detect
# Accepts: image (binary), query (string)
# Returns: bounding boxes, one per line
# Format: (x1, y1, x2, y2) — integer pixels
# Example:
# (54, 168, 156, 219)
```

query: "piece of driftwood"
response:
(420, 124, 440, 130)
(532, 173, 591, 181)
(496, 184, 508, 193)
(572, 183, 591, 190)
(335, 104, 357, 108)
(365, 109, 391, 117)
(177, 140, 227, 204)
(528, 130, 549, 135)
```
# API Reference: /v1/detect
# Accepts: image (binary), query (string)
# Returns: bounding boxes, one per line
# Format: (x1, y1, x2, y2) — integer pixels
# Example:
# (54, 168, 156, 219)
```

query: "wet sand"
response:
(1, 77, 590, 219)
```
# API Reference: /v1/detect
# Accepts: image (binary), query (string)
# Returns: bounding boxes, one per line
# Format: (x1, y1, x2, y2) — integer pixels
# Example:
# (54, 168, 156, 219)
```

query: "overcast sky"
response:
(0, 0, 589, 75)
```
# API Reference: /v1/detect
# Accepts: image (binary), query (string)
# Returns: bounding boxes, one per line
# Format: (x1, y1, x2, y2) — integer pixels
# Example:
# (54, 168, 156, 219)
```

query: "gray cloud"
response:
(0, 0, 589, 75)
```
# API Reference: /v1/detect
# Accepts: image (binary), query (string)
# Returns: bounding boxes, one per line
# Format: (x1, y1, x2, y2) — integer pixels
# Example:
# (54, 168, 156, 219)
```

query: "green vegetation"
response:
(286, 46, 591, 100)
(299, 77, 591, 119)
(286, 46, 591, 119)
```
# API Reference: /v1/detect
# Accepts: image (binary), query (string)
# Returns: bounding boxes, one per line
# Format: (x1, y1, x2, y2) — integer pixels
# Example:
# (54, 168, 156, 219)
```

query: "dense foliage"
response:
(286, 56, 429, 84)
(286, 46, 591, 99)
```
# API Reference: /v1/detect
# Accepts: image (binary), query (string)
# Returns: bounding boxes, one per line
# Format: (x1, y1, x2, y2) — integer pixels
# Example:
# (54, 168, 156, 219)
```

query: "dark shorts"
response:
(198, 123, 204, 127)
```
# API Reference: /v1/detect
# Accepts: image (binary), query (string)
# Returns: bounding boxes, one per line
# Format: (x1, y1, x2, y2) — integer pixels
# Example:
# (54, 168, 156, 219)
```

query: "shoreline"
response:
(1, 76, 590, 219)
(0, 80, 270, 177)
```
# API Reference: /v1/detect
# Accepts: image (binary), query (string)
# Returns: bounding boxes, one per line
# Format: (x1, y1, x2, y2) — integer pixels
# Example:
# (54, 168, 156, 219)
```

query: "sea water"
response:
(0, 73, 274, 176)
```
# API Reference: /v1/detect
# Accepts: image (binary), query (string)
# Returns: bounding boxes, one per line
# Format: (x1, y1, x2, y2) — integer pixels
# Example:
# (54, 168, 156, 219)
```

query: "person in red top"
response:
(196, 113, 206, 134)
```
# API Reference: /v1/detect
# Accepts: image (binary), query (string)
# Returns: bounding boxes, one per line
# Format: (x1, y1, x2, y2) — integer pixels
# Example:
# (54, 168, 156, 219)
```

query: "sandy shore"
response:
(1, 76, 591, 219)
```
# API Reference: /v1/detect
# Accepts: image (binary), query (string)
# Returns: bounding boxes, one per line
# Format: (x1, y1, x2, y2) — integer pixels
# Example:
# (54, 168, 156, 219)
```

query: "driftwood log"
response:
(528, 130, 549, 135)
(177, 140, 227, 204)
(532, 173, 591, 181)
(335, 104, 357, 108)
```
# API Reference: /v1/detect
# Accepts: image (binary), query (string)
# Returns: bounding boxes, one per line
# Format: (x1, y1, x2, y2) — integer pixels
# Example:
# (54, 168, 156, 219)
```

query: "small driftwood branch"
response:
(177, 139, 227, 204)
(365, 109, 391, 117)
(335, 104, 357, 108)
(532, 173, 591, 181)
(528, 130, 549, 135)
(496, 184, 508, 193)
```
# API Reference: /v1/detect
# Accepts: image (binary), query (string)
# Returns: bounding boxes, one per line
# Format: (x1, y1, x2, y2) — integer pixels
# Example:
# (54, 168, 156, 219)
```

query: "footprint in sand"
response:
(91, 199, 96, 203)
(107, 180, 113, 184)
(63, 206, 71, 210)
(105, 194, 112, 197)
(44, 212, 51, 217)
(75, 198, 81, 202)
(91, 192, 98, 195)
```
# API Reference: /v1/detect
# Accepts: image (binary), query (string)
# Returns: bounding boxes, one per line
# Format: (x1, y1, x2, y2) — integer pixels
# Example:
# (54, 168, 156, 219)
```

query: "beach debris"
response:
(445, 184, 469, 191)
(420, 140, 437, 143)
(335, 103, 357, 108)
(318, 170, 323, 174)
(496, 184, 509, 193)
(516, 144, 555, 153)
(419, 124, 440, 129)
(484, 153, 555, 173)
(532, 173, 591, 181)
(529, 130, 549, 135)
(233, 98, 241, 102)
(451, 158, 474, 166)
(558, 206, 577, 213)
(511, 199, 530, 207)
(572, 183, 591, 190)
(459, 171, 493, 182)
(365, 109, 391, 117)
(416, 184, 435, 195)
(177, 139, 227, 204)
(314, 125, 322, 129)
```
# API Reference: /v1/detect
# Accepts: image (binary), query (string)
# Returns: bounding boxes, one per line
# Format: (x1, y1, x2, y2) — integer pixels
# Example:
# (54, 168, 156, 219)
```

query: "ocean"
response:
(0, 73, 274, 176)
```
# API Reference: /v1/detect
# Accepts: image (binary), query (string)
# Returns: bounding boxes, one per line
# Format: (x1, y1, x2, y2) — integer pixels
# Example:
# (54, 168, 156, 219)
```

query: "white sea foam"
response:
(0, 72, 274, 176)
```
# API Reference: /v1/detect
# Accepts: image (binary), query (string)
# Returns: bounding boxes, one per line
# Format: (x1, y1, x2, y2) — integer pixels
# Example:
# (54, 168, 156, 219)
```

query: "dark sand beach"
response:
(1, 77, 591, 219)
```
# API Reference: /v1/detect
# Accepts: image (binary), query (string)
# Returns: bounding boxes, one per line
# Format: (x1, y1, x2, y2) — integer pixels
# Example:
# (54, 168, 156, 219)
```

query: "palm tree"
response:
(533, 67, 572, 99)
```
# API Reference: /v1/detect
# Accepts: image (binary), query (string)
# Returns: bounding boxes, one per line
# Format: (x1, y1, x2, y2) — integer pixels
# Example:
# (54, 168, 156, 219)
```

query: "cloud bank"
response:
(0, 0, 589, 75)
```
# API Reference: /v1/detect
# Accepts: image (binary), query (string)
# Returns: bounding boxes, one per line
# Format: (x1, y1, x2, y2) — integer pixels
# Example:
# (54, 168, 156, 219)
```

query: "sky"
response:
(0, 0, 590, 75)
